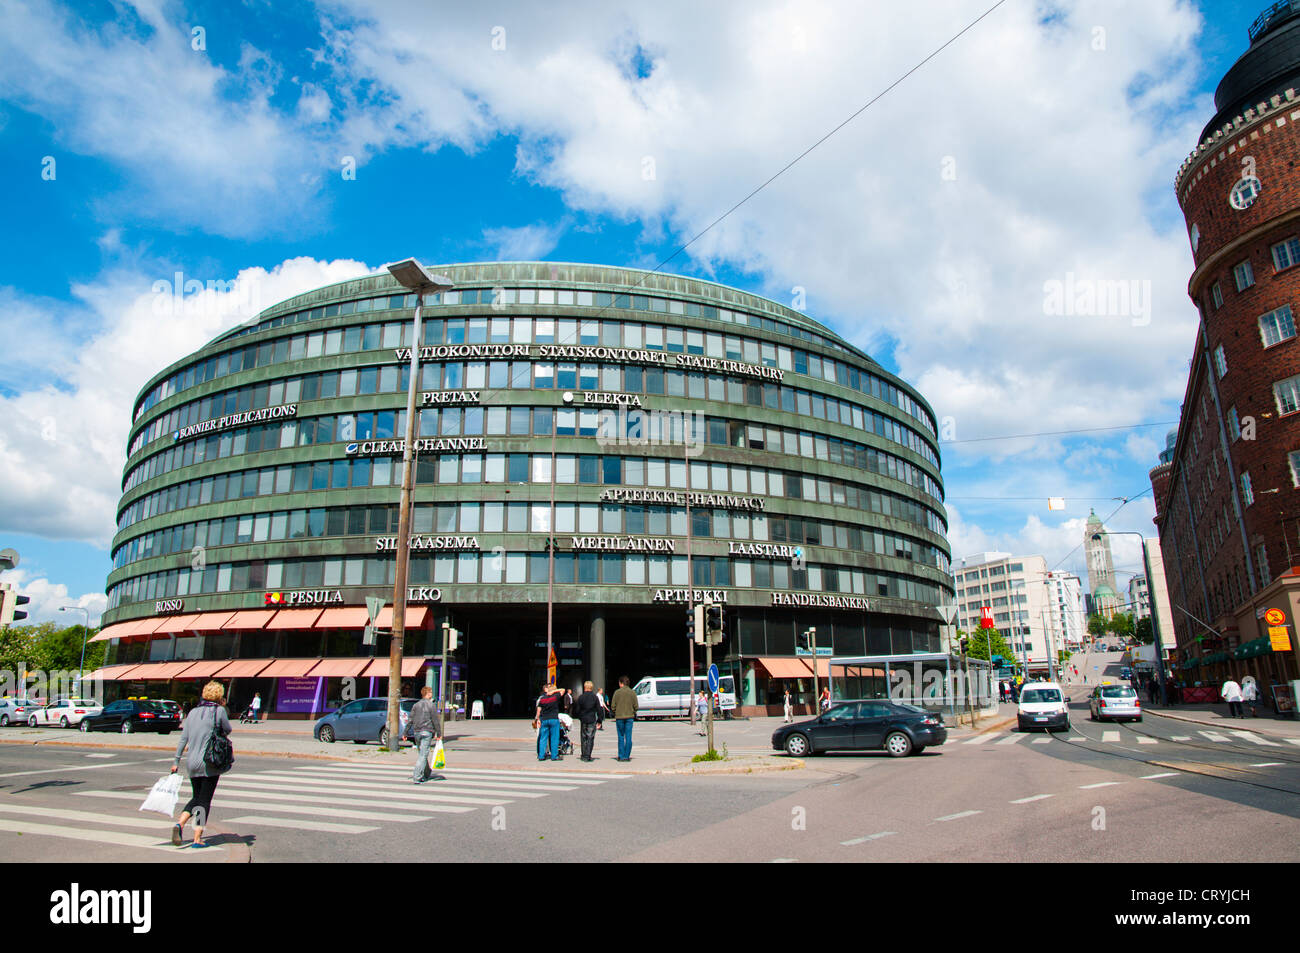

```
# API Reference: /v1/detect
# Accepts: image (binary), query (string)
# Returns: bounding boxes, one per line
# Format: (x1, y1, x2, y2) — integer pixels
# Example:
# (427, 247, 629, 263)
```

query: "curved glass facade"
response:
(100, 263, 951, 716)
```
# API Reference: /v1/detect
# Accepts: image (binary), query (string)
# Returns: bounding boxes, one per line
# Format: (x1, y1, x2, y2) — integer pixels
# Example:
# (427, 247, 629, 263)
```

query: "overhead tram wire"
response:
(441, 0, 1015, 418)
(940, 421, 1180, 445)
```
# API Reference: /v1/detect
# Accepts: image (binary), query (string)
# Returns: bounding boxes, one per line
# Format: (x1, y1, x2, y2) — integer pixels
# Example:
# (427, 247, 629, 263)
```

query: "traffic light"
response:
(442, 621, 460, 651)
(960, 636, 970, 655)
(705, 604, 723, 636)
(0, 584, 29, 626)
(690, 606, 704, 644)
(796, 628, 809, 653)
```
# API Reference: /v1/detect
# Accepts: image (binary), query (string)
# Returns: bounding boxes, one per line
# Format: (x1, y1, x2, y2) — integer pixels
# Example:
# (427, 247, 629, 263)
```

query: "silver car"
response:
(1090, 683, 1142, 722)
(0, 699, 44, 726)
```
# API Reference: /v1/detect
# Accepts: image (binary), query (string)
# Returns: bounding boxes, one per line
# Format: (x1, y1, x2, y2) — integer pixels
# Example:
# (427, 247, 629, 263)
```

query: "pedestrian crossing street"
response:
(965, 729, 1300, 748)
(0, 760, 628, 854)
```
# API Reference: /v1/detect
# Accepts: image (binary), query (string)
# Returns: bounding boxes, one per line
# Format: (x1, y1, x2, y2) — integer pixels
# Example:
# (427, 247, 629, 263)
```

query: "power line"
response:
(942, 421, 1179, 445)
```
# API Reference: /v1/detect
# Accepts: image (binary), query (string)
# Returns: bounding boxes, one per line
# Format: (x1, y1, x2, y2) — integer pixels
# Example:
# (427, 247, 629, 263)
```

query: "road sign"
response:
(1264, 608, 1286, 627)
(936, 605, 957, 625)
(1269, 626, 1292, 651)
(365, 596, 384, 622)
(707, 664, 719, 693)
(980, 607, 994, 629)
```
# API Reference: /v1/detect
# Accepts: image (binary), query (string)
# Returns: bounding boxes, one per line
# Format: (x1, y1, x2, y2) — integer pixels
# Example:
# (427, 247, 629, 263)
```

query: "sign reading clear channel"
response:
(346, 437, 487, 455)
(394, 345, 784, 381)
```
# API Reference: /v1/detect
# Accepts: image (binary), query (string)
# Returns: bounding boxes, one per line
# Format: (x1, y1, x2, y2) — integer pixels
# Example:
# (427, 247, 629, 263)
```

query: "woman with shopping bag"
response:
(169, 680, 233, 848)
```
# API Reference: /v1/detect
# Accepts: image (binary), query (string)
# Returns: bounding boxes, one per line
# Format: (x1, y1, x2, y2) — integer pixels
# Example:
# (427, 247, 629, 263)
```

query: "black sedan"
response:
(79, 699, 180, 735)
(772, 701, 946, 757)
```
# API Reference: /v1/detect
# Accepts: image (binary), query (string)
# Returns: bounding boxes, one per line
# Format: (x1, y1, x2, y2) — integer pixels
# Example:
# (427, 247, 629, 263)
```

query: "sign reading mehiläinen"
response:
(345, 437, 487, 455)
(375, 535, 481, 552)
(393, 345, 783, 381)
(599, 489, 766, 511)
(173, 404, 297, 440)
(771, 593, 869, 609)
(570, 536, 676, 553)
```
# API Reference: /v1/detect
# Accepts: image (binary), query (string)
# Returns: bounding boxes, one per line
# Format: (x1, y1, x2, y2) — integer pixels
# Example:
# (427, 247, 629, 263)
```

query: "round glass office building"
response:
(93, 262, 951, 717)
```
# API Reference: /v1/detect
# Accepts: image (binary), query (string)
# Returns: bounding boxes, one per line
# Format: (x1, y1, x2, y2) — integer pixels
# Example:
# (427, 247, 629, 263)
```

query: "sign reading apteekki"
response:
(653, 588, 728, 604)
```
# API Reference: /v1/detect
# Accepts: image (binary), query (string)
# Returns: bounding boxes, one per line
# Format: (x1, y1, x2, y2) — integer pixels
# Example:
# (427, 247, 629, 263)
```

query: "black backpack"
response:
(202, 706, 234, 773)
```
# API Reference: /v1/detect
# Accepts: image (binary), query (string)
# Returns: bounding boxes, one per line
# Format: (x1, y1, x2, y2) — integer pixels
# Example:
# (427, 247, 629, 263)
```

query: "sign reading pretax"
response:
(1264, 608, 1287, 627)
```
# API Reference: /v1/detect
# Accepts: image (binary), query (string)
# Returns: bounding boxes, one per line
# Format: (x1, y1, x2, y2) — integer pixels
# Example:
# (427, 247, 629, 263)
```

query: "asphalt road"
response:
(3, 693, 1297, 862)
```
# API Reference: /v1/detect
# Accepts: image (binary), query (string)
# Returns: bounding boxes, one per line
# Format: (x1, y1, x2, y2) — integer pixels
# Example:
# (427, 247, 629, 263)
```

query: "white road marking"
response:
(1230, 731, 1281, 747)
(221, 815, 377, 834)
(85, 753, 116, 759)
(963, 734, 998, 745)
(1010, 794, 1054, 804)
(0, 818, 218, 852)
(770, 858, 798, 863)
(994, 734, 1025, 745)
(303, 767, 582, 791)
(1031, 738, 1052, 744)
(218, 777, 515, 807)
(0, 802, 169, 829)
(1198, 731, 1232, 743)
(325, 762, 630, 781)
(840, 831, 897, 845)
(0, 760, 156, 779)
(1250, 762, 1285, 767)
(1136, 737, 1158, 744)
(243, 772, 552, 799)
(1079, 781, 1122, 789)
(1102, 731, 1120, 742)
(73, 791, 437, 822)
(934, 810, 982, 822)
(1141, 773, 1179, 779)
(1171, 735, 1192, 741)
(79, 789, 473, 815)
(1288, 738, 1300, 747)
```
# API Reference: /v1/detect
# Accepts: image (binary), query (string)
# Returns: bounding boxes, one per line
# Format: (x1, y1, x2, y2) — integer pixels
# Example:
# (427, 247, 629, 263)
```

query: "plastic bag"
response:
(139, 773, 182, 817)
(430, 740, 446, 771)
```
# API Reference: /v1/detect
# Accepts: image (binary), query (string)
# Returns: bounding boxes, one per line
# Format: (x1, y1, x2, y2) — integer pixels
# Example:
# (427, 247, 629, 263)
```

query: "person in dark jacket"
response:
(534, 682, 564, 761)
(169, 680, 232, 849)
(407, 686, 443, 784)
(573, 681, 604, 761)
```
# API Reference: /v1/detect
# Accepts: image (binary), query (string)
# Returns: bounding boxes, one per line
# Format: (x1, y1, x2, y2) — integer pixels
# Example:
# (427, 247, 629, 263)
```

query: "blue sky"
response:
(0, 0, 1278, 621)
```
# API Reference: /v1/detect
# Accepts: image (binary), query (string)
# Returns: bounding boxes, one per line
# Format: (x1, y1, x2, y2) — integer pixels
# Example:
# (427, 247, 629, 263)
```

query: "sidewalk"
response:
(0, 712, 996, 774)
(1059, 675, 1300, 738)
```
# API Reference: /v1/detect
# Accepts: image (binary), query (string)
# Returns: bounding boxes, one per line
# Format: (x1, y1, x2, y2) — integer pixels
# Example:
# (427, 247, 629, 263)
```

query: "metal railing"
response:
(1249, 0, 1299, 42)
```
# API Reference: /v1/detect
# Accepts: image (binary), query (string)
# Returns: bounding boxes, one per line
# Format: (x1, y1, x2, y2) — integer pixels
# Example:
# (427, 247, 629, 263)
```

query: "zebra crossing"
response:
(0, 760, 628, 854)
(965, 729, 1300, 747)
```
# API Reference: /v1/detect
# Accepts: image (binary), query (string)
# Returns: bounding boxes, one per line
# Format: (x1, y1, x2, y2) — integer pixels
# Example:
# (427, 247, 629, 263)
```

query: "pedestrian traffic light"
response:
(796, 628, 809, 653)
(0, 585, 28, 626)
(960, 636, 969, 655)
(705, 604, 723, 635)
(693, 604, 706, 644)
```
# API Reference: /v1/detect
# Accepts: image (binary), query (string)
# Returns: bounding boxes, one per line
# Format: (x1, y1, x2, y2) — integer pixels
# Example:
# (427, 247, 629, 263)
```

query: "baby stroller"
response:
(556, 713, 574, 757)
(239, 705, 259, 724)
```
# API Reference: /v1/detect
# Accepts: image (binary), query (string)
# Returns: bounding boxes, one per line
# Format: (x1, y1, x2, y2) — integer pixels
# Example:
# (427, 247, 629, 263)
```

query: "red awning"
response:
(314, 608, 370, 629)
(126, 661, 199, 680)
(175, 660, 229, 679)
(89, 622, 132, 643)
(359, 657, 430, 678)
(101, 665, 145, 681)
(259, 659, 321, 677)
(373, 606, 429, 629)
(222, 610, 276, 630)
(266, 609, 323, 630)
(758, 657, 813, 678)
(152, 614, 201, 634)
(809, 658, 831, 680)
(187, 612, 236, 631)
(307, 658, 369, 677)
(213, 660, 272, 678)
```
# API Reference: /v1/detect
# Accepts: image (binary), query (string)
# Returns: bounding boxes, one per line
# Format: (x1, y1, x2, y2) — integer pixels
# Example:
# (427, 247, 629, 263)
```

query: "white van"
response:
(633, 675, 737, 719)
(1016, 681, 1071, 732)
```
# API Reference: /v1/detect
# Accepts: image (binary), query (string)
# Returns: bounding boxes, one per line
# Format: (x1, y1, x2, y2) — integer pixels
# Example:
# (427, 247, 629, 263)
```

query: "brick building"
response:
(1151, 2, 1300, 707)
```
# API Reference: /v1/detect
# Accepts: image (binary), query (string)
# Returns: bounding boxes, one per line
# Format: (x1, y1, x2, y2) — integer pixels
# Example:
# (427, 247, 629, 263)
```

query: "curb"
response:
(1146, 709, 1300, 740)
(651, 757, 805, 776)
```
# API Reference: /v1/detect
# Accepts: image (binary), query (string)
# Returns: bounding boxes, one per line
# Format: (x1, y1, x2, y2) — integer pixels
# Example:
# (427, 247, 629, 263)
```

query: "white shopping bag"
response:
(139, 773, 182, 817)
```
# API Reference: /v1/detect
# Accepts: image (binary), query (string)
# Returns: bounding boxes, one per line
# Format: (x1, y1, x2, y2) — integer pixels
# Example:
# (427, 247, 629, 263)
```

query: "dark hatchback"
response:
(772, 701, 946, 757)
(79, 699, 180, 735)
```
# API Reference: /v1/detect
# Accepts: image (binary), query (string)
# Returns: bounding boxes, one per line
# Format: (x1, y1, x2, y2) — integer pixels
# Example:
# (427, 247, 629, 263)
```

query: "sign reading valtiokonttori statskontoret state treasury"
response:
(393, 344, 786, 381)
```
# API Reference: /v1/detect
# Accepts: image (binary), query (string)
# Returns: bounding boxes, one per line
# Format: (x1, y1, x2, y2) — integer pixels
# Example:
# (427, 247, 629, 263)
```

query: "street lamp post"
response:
(383, 259, 454, 752)
(1093, 531, 1168, 705)
(59, 606, 92, 691)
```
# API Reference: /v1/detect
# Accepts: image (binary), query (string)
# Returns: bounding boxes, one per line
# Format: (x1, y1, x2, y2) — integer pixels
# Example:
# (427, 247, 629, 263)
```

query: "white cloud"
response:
(481, 221, 568, 260)
(2, 569, 106, 627)
(0, 256, 373, 547)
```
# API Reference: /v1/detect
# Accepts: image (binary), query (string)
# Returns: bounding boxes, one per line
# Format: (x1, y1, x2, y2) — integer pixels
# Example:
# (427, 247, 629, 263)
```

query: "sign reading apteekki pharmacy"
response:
(393, 344, 784, 381)
(771, 592, 869, 609)
(598, 488, 766, 511)
(173, 404, 297, 441)
(375, 535, 481, 552)
(345, 437, 487, 455)
(653, 588, 729, 604)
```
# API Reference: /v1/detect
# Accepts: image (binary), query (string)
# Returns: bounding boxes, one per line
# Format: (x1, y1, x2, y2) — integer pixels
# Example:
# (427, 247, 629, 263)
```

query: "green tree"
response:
(1133, 616, 1154, 645)
(958, 627, 1018, 667)
(0, 623, 105, 686)
(1107, 613, 1135, 641)
(1087, 614, 1108, 639)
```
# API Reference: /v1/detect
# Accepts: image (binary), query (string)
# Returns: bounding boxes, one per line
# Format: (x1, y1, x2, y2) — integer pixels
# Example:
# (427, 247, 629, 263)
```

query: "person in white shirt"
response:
(783, 688, 793, 723)
(1221, 678, 1244, 718)
(1241, 676, 1260, 717)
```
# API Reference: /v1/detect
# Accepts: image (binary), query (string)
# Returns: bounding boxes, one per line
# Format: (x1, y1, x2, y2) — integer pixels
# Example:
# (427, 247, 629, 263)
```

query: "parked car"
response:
(1090, 683, 1142, 722)
(1016, 681, 1071, 732)
(152, 699, 182, 718)
(27, 698, 102, 728)
(79, 699, 180, 734)
(0, 699, 44, 726)
(314, 697, 416, 746)
(771, 700, 946, 758)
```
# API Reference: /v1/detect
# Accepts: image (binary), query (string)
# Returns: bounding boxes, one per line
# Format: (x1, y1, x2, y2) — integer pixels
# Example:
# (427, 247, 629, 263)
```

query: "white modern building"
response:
(1129, 575, 1151, 620)
(1046, 572, 1086, 650)
(953, 552, 1055, 677)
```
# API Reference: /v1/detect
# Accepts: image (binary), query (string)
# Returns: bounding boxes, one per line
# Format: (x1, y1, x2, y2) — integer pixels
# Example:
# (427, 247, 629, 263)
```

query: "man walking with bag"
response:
(574, 680, 603, 761)
(409, 686, 443, 784)
(611, 675, 638, 762)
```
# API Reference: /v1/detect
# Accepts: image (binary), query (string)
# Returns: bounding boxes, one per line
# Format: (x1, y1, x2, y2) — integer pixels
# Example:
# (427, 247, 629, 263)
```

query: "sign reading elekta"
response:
(394, 344, 784, 381)
(174, 404, 297, 440)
